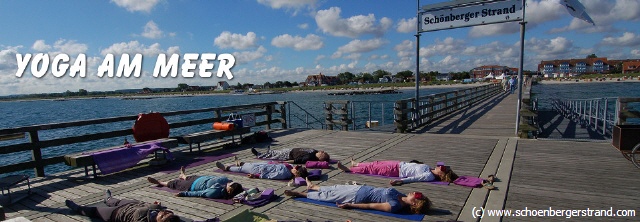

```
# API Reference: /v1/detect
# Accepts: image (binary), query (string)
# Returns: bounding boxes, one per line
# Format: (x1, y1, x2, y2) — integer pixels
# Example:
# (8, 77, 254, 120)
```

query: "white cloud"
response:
(271, 34, 323, 51)
(111, 0, 160, 13)
(396, 17, 416, 33)
(631, 49, 640, 56)
(336, 38, 387, 54)
(141, 21, 163, 39)
(257, 0, 316, 10)
(214, 32, 258, 50)
(526, 37, 574, 59)
(232, 46, 267, 64)
(419, 37, 466, 58)
(315, 7, 392, 38)
(100, 41, 178, 56)
(601, 32, 640, 46)
(0, 46, 21, 71)
(298, 23, 309, 29)
(32, 40, 51, 51)
(394, 40, 414, 58)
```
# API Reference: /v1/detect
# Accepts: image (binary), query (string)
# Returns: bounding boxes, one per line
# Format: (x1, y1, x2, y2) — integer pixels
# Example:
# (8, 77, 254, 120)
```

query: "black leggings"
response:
(78, 198, 139, 221)
(167, 175, 199, 191)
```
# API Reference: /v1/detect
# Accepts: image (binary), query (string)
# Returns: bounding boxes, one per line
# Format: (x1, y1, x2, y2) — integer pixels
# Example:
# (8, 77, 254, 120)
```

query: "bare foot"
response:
(180, 166, 186, 175)
(305, 177, 320, 191)
(350, 157, 357, 167)
(147, 177, 161, 186)
(336, 161, 351, 172)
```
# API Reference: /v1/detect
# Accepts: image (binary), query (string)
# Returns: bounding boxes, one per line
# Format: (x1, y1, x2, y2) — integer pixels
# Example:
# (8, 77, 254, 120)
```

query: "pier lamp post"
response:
(415, 0, 421, 128)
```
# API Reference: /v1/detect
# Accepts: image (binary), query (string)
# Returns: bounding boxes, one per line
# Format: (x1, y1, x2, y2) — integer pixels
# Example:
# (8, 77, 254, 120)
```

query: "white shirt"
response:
(399, 162, 435, 183)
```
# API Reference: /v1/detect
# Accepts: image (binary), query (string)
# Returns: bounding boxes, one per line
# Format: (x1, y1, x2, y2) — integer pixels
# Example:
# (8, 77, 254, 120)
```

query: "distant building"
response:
(471, 65, 517, 79)
(621, 60, 640, 74)
(216, 81, 230, 90)
(304, 73, 338, 86)
(436, 73, 451, 81)
(537, 58, 612, 75)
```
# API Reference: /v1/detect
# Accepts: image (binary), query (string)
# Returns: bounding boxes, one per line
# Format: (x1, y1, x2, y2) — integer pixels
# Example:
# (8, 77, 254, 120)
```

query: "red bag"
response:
(132, 113, 170, 142)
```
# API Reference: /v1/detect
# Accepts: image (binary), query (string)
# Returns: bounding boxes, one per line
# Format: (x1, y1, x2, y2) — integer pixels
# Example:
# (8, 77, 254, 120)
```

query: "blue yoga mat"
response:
(292, 197, 425, 221)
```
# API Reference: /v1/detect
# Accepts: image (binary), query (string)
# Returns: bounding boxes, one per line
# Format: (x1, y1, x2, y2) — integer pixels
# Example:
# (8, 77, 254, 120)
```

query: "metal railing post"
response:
(351, 102, 356, 131)
(603, 98, 608, 135)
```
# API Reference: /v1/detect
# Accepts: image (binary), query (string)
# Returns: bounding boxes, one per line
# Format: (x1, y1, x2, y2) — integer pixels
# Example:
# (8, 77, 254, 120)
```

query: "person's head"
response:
(432, 165, 458, 182)
(156, 210, 181, 222)
(409, 160, 424, 164)
(404, 192, 431, 214)
(225, 182, 244, 199)
(291, 165, 309, 178)
(315, 150, 330, 161)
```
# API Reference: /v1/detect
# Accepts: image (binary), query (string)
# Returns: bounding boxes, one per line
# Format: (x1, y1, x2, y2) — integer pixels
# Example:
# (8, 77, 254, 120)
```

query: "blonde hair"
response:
(410, 196, 432, 214)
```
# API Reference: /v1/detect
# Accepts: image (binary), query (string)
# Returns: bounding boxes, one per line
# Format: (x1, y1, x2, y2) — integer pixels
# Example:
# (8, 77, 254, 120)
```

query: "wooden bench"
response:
(64, 138, 178, 177)
(177, 127, 250, 152)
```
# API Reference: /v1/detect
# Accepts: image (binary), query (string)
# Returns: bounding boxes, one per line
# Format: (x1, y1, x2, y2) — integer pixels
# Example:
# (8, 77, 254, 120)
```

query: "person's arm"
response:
(336, 202, 392, 212)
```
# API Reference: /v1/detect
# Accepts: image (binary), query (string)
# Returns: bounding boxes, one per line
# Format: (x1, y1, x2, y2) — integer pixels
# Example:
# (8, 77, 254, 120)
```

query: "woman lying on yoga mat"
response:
(337, 159, 459, 185)
(147, 166, 244, 199)
(251, 147, 330, 164)
(284, 178, 431, 214)
(216, 160, 308, 180)
(66, 190, 180, 222)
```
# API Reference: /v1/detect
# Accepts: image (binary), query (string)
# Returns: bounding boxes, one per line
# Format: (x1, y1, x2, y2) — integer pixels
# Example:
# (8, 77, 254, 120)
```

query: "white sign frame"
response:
(420, 0, 523, 32)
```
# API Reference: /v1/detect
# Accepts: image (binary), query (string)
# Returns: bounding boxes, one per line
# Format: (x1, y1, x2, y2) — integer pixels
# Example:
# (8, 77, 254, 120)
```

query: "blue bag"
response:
(227, 113, 243, 128)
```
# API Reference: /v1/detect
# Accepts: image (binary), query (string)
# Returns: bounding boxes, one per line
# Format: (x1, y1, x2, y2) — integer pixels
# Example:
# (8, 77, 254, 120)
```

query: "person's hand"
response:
(390, 180, 403, 186)
(247, 174, 255, 178)
(175, 193, 183, 197)
(336, 202, 352, 209)
(153, 201, 161, 206)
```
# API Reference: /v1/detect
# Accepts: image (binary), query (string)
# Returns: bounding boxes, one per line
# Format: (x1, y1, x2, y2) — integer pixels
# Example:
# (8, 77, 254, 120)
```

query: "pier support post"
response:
(29, 131, 45, 177)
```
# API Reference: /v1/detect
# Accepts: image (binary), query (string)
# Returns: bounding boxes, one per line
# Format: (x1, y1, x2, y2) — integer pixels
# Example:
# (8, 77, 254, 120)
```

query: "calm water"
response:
(1, 82, 638, 177)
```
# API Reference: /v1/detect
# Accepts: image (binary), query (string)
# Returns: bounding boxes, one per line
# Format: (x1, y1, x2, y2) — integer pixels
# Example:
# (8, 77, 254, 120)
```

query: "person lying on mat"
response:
(284, 177, 430, 214)
(251, 146, 330, 164)
(65, 190, 180, 222)
(337, 159, 458, 185)
(216, 160, 308, 180)
(147, 166, 244, 199)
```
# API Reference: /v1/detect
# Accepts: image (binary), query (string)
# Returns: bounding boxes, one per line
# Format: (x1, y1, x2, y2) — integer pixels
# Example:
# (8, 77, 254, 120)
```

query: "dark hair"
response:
(225, 182, 244, 199)
(296, 167, 309, 178)
(409, 160, 424, 164)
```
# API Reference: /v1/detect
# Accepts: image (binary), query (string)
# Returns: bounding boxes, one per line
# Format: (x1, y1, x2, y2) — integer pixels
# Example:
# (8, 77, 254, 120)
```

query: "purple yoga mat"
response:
(90, 143, 173, 175)
(347, 172, 450, 185)
(254, 158, 339, 164)
(159, 153, 236, 174)
(151, 185, 236, 205)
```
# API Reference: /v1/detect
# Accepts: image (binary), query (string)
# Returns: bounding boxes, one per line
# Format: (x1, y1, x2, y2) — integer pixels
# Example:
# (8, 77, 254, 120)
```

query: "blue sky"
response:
(0, 0, 639, 96)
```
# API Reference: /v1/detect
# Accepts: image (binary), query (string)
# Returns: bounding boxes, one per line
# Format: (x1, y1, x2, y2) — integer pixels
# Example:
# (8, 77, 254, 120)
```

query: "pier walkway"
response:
(2, 91, 638, 222)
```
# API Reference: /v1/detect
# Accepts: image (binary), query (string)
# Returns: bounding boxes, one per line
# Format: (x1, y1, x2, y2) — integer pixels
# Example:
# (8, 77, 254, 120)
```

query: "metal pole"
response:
(287, 102, 291, 129)
(368, 102, 372, 128)
(603, 98, 608, 135)
(515, 0, 526, 136)
(351, 102, 356, 131)
(415, 0, 421, 127)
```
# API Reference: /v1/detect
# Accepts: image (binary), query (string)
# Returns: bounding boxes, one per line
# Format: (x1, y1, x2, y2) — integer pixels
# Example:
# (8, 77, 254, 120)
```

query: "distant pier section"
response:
(328, 89, 402, 96)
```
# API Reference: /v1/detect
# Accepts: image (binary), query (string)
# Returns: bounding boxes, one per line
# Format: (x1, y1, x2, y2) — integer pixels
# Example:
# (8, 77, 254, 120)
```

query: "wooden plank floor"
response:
(3, 90, 639, 222)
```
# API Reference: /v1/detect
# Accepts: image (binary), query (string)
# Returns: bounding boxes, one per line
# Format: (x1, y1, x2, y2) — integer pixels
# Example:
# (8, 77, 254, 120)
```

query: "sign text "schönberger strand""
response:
(420, 0, 523, 32)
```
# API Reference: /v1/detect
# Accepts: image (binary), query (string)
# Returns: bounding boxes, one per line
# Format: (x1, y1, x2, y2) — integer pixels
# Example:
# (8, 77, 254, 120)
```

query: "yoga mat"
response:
(151, 185, 236, 205)
(213, 169, 291, 182)
(86, 200, 194, 222)
(292, 197, 425, 221)
(347, 172, 450, 185)
(160, 153, 236, 174)
(90, 143, 173, 175)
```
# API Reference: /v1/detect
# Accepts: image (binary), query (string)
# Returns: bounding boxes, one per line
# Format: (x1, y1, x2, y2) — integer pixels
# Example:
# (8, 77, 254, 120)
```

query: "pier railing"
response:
(550, 97, 640, 138)
(0, 102, 286, 177)
(393, 84, 502, 133)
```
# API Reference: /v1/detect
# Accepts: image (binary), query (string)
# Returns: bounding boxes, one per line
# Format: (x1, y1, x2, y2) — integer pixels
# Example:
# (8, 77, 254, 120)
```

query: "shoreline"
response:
(538, 77, 640, 84)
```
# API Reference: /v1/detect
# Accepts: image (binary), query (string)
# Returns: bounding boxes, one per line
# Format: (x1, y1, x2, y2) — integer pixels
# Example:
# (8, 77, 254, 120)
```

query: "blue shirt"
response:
(181, 176, 229, 198)
(355, 186, 406, 213)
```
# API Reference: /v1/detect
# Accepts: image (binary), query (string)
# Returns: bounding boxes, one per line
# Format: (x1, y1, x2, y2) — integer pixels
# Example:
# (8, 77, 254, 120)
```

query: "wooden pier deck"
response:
(2, 91, 638, 222)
